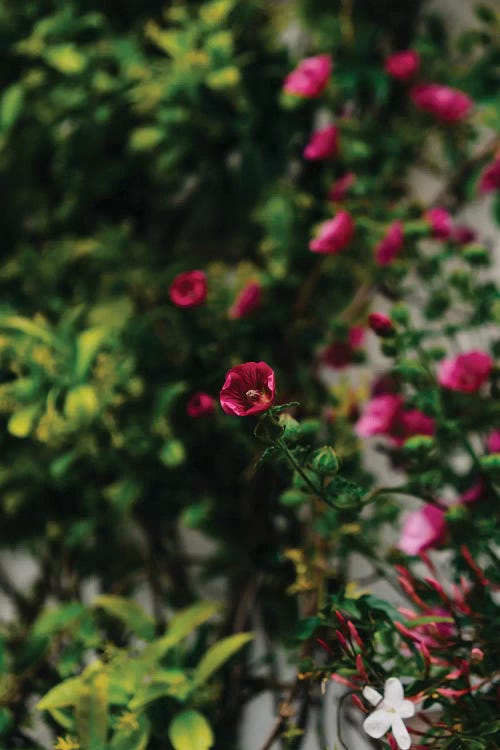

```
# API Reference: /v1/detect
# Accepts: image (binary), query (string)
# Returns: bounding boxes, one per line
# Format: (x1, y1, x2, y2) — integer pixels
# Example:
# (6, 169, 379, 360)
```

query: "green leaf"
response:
(94, 596, 155, 640)
(111, 713, 150, 750)
(168, 710, 214, 750)
(74, 326, 110, 379)
(75, 672, 109, 750)
(32, 603, 86, 638)
(403, 616, 454, 628)
(144, 602, 219, 661)
(64, 384, 100, 424)
(45, 45, 87, 75)
(37, 677, 83, 711)
(192, 632, 253, 687)
(0, 84, 24, 131)
(7, 404, 39, 438)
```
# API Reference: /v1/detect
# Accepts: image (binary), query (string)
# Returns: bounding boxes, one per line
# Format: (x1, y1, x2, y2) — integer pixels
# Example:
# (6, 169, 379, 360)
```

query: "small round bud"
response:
(310, 446, 339, 475)
(368, 312, 395, 338)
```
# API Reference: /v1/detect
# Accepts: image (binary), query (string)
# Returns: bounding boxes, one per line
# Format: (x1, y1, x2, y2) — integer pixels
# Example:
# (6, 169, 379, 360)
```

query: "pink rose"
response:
(385, 50, 420, 81)
(309, 211, 354, 254)
(169, 270, 208, 308)
(368, 312, 395, 338)
(451, 224, 476, 245)
(355, 395, 403, 437)
(229, 281, 262, 319)
(410, 83, 473, 122)
(437, 350, 493, 393)
(323, 327, 364, 370)
(375, 221, 404, 265)
(328, 172, 356, 202)
(397, 504, 446, 556)
(425, 207, 453, 239)
(486, 429, 500, 453)
(187, 392, 215, 418)
(283, 54, 332, 98)
(220, 361, 276, 417)
(303, 125, 339, 160)
(478, 157, 500, 194)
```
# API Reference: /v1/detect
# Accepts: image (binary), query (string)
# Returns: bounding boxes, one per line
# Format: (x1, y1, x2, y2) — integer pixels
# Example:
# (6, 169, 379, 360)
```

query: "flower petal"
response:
(399, 700, 415, 719)
(384, 677, 404, 707)
(363, 710, 392, 739)
(391, 715, 411, 750)
(362, 685, 383, 706)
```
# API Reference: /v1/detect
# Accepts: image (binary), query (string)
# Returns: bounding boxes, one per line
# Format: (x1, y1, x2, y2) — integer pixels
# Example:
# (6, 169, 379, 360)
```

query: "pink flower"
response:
(229, 281, 262, 319)
(309, 211, 354, 254)
(187, 392, 215, 418)
(303, 125, 339, 160)
(451, 224, 476, 245)
(220, 361, 276, 417)
(375, 221, 404, 265)
(398, 605, 454, 646)
(437, 350, 493, 393)
(390, 409, 435, 445)
(283, 54, 332, 98)
(458, 482, 484, 505)
(410, 83, 473, 122)
(478, 157, 500, 194)
(328, 172, 356, 202)
(385, 50, 420, 81)
(323, 327, 364, 370)
(425, 207, 453, 239)
(355, 395, 403, 437)
(397, 504, 446, 556)
(368, 312, 395, 338)
(487, 429, 500, 453)
(169, 270, 207, 308)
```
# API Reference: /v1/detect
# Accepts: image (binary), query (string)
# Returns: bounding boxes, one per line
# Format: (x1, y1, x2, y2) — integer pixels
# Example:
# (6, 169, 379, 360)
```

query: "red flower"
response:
(169, 270, 207, 308)
(328, 172, 356, 202)
(397, 504, 446, 556)
(187, 392, 215, 418)
(283, 54, 332, 98)
(303, 125, 339, 160)
(229, 281, 262, 319)
(375, 221, 404, 265)
(451, 224, 476, 245)
(478, 157, 500, 194)
(410, 83, 473, 122)
(385, 50, 420, 81)
(389, 408, 435, 446)
(487, 429, 500, 453)
(425, 207, 453, 239)
(368, 312, 395, 338)
(323, 327, 364, 369)
(220, 361, 276, 416)
(437, 350, 493, 393)
(309, 211, 354, 254)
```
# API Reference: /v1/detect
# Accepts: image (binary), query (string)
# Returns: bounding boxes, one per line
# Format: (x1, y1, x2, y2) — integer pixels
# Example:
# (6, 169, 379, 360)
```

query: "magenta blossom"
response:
(323, 327, 365, 370)
(437, 350, 493, 393)
(169, 270, 207, 308)
(385, 50, 420, 81)
(229, 281, 262, 319)
(220, 361, 276, 417)
(451, 224, 476, 245)
(368, 312, 395, 338)
(310, 211, 354, 254)
(398, 606, 454, 646)
(375, 221, 404, 265)
(328, 172, 356, 202)
(487, 429, 500, 453)
(355, 395, 403, 437)
(410, 83, 473, 122)
(425, 207, 453, 239)
(397, 504, 446, 556)
(303, 125, 339, 160)
(478, 157, 500, 194)
(457, 482, 485, 505)
(187, 392, 215, 418)
(283, 54, 332, 98)
(390, 409, 435, 446)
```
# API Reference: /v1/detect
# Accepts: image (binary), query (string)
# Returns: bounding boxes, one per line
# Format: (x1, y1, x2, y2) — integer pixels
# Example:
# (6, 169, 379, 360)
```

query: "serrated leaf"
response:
(192, 632, 253, 687)
(94, 596, 155, 640)
(168, 710, 214, 750)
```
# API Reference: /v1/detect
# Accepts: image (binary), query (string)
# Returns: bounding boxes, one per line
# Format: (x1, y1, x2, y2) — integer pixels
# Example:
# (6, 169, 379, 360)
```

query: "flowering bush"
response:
(0, 1, 499, 749)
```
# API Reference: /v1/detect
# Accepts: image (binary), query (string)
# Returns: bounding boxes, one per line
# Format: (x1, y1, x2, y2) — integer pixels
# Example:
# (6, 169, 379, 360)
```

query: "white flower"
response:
(362, 677, 415, 750)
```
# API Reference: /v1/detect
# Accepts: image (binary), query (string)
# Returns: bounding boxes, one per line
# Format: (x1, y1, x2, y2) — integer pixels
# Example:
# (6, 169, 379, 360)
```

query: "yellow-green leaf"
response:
(192, 632, 253, 687)
(74, 326, 109, 379)
(0, 84, 24, 131)
(94, 596, 155, 640)
(7, 404, 39, 438)
(144, 601, 219, 661)
(45, 45, 87, 75)
(37, 677, 83, 711)
(110, 713, 150, 750)
(168, 710, 214, 750)
(64, 384, 100, 425)
(75, 672, 108, 750)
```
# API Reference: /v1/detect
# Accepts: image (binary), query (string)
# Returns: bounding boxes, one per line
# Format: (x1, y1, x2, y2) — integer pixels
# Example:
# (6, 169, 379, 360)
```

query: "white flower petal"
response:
(391, 715, 411, 750)
(362, 685, 383, 706)
(384, 677, 405, 707)
(399, 699, 415, 719)
(363, 709, 392, 739)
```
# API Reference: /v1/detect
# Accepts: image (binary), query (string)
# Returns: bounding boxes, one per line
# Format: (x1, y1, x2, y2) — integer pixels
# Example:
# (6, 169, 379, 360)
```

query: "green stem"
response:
(276, 438, 334, 509)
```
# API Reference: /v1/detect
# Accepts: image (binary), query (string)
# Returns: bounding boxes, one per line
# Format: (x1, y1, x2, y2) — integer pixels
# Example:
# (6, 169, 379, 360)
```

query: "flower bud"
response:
(310, 446, 339, 475)
(368, 312, 395, 338)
